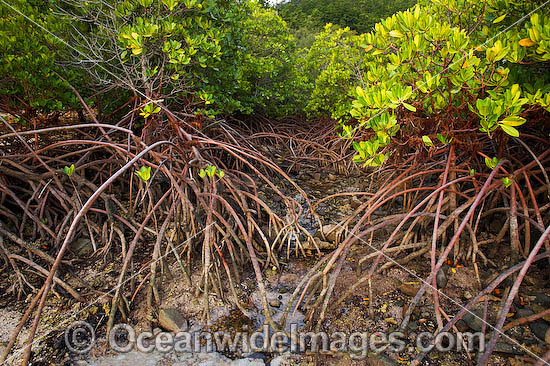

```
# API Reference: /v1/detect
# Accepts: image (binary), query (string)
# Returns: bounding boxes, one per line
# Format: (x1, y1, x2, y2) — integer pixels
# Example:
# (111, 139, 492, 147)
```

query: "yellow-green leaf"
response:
(422, 135, 433, 147)
(519, 38, 536, 47)
(500, 124, 519, 137)
(403, 102, 416, 112)
(500, 116, 526, 127)
(389, 30, 404, 38)
(135, 166, 151, 182)
(493, 14, 506, 24)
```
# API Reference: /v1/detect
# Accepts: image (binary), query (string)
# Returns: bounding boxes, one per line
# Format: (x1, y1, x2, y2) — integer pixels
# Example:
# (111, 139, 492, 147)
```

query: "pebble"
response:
(269, 299, 282, 308)
(534, 293, 550, 306)
(493, 342, 524, 355)
(532, 303, 550, 322)
(270, 353, 294, 366)
(368, 354, 398, 366)
(399, 283, 420, 297)
(350, 197, 362, 209)
(314, 224, 340, 243)
(71, 238, 93, 256)
(277, 286, 289, 294)
(158, 308, 188, 332)
(462, 309, 485, 332)
(436, 266, 448, 289)
(517, 308, 549, 341)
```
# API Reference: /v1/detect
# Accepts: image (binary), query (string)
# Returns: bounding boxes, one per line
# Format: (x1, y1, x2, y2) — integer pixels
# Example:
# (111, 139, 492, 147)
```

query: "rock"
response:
(71, 238, 93, 255)
(534, 293, 550, 306)
(302, 237, 336, 251)
(158, 308, 188, 332)
(399, 283, 420, 297)
(277, 286, 289, 294)
(456, 320, 469, 332)
(493, 342, 524, 355)
(408, 321, 418, 331)
(367, 354, 398, 366)
(313, 237, 336, 250)
(529, 320, 549, 341)
(517, 308, 549, 341)
(270, 353, 293, 366)
(436, 265, 448, 289)
(532, 303, 550, 322)
(312, 172, 321, 180)
(269, 299, 282, 308)
(462, 309, 485, 332)
(350, 197, 362, 209)
(314, 224, 340, 243)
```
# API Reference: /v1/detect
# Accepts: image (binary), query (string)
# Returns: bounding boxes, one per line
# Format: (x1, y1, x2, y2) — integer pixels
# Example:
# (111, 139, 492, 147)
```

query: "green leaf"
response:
(62, 164, 75, 177)
(135, 166, 151, 182)
(422, 135, 433, 147)
(485, 157, 499, 170)
(500, 116, 526, 127)
(493, 14, 506, 24)
(199, 169, 206, 178)
(402, 102, 416, 112)
(389, 30, 404, 38)
(469, 169, 476, 176)
(500, 124, 519, 137)
(502, 177, 513, 188)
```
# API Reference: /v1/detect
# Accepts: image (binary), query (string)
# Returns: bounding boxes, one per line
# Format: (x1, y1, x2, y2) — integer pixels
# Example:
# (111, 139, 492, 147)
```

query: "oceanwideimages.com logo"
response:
(65, 321, 484, 360)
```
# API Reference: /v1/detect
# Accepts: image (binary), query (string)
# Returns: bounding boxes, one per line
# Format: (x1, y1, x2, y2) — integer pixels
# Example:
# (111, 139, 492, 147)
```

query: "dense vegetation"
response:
(1, 0, 550, 365)
(277, 0, 417, 47)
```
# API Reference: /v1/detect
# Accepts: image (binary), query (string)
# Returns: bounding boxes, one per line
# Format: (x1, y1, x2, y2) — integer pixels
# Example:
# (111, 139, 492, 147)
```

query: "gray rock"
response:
(270, 353, 294, 366)
(158, 308, 188, 332)
(462, 309, 485, 332)
(517, 308, 549, 341)
(493, 342, 524, 355)
(529, 320, 549, 341)
(534, 293, 550, 306)
(229, 359, 265, 366)
(436, 265, 448, 289)
(71, 238, 93, 255)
